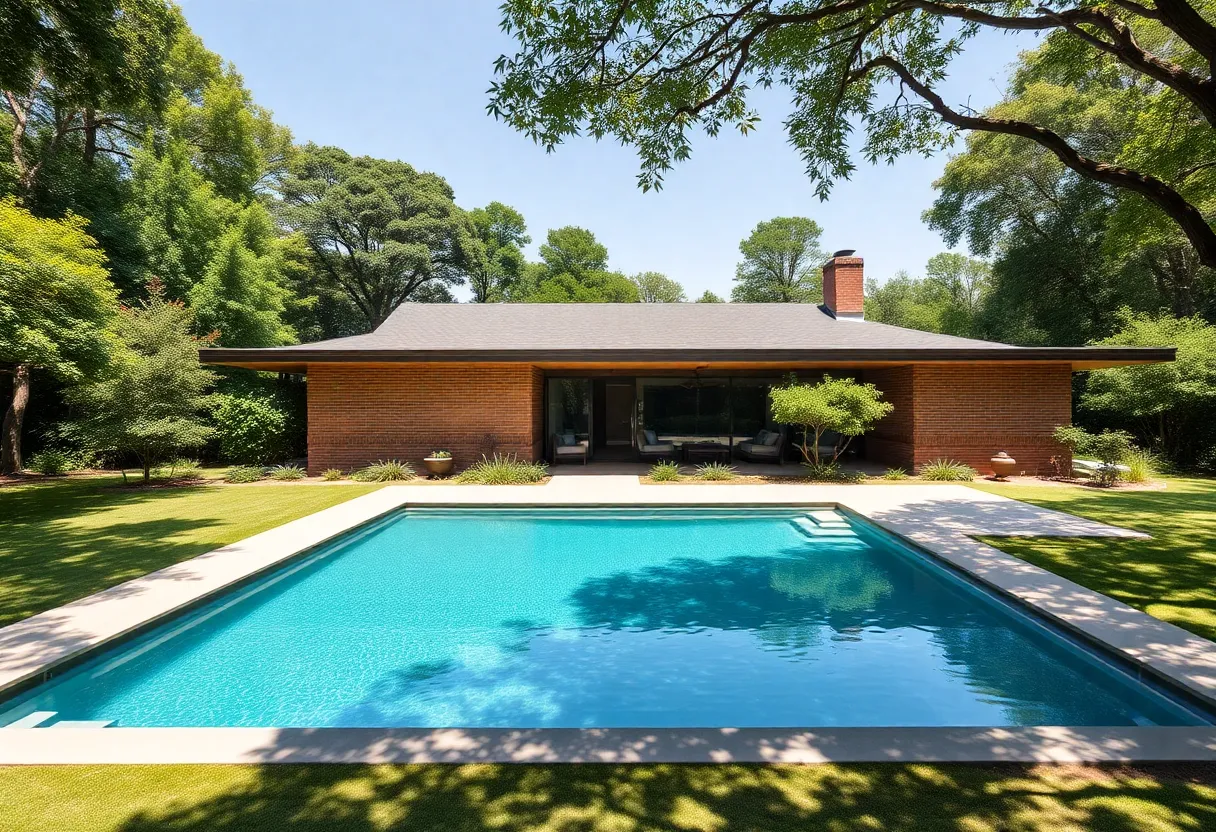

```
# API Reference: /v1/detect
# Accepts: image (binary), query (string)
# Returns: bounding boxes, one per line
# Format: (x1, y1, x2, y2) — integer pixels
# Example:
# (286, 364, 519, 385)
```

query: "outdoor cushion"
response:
(762, 430, 780, 446)
(754, 429, 771, 445)
(739, 442, 778, 456)
(641, 443, 676, 453)
(560, 433, 576, 446)
(644, 429, 658, 445)
(555, 444, 586, 456)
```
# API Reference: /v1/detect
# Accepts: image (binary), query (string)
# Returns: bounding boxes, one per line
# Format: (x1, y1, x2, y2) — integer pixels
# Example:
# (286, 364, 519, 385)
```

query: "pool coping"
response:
(2, 481, 1215, 764)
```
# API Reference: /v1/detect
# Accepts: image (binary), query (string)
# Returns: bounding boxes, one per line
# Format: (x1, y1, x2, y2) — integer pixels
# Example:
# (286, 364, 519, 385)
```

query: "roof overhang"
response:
(200, 346, 1175, 374)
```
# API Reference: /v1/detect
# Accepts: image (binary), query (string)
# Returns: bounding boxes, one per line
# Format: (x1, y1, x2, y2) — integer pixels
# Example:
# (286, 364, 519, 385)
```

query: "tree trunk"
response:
(142, 458, 151, 484)
(1, 365, 31, 475)
(83, 108, 97, 165)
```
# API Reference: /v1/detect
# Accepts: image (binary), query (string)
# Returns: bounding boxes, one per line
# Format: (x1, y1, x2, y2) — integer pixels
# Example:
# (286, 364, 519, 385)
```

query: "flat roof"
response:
(200, 303, 1174, 370)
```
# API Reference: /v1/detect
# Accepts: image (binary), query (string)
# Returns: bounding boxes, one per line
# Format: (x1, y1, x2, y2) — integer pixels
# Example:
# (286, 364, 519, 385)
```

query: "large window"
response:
(638, 377, 776, 442)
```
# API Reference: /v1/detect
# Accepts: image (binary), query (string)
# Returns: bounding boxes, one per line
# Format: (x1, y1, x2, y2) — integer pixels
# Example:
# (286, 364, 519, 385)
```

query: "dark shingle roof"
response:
(199, 303, 1175, 367)
(273, 303, 1011, 351)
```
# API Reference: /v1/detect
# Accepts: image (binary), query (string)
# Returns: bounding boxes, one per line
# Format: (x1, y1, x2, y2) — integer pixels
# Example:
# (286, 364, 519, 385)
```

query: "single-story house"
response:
(201, 253, 1173, 475)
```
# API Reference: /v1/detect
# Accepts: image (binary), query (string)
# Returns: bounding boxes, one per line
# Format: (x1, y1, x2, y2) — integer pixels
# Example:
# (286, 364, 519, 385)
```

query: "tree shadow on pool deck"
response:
(16, 760, 1200, 832)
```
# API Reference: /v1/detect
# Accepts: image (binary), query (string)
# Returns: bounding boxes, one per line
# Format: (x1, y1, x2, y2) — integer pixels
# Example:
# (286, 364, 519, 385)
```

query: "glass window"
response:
(548, 378, 591, 440)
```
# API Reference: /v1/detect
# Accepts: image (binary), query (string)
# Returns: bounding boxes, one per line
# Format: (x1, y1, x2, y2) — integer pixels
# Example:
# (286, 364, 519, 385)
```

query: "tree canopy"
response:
(468, 201, 529, 302)
(632, 270, 687, 302)
(491, 0, 1216, 268)
(277, 144, 483, 328)
(732, 216, 826, 302)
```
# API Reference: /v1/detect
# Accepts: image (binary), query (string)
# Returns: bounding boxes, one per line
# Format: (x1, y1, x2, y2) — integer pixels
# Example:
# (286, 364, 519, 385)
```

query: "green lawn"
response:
(0, 476, 381, 627)
(2, 761, 1213, 832)
(2, 475, 1214, 831)
(970, 476, 1216, 642)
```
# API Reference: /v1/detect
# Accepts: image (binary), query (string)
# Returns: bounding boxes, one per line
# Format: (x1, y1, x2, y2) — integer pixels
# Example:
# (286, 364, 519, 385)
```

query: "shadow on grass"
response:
(973, 480, 1216, 642)
(93, 762, 1216, 832)
(0, 478, 225, 627)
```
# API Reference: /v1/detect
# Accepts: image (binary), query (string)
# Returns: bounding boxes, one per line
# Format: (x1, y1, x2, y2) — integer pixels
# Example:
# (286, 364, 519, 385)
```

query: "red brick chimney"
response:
(822, 250, 864, 319)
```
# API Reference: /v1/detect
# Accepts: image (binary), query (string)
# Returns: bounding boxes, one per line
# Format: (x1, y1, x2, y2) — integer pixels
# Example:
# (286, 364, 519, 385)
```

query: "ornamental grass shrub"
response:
(454, 454, 548, 484)
(267, 464, 306, 481)
(693, 462, 737, 481)
(918, 458, 977, 481)
(352, 459, 415, 482)
(649, 460, 682, 481)
(801, 461, 866, 483)
(321, 468, 345, 481)
(882, 467, 909, 480)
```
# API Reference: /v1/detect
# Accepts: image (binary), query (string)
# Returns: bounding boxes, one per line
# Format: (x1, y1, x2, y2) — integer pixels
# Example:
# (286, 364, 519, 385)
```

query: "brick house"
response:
(201, 253, 1172, 475)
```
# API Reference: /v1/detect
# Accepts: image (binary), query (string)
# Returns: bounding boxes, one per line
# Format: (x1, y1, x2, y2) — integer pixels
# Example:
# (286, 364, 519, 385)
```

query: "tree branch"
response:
(861, 55, 1216, 268)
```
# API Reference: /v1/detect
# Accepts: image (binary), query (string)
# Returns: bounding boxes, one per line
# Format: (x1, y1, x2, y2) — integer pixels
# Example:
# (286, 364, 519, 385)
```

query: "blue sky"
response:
(180, 1, 1039, 299)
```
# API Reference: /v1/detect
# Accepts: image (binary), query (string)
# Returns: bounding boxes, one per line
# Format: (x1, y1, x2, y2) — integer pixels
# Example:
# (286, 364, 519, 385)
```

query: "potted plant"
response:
(423, 449, 454, 478)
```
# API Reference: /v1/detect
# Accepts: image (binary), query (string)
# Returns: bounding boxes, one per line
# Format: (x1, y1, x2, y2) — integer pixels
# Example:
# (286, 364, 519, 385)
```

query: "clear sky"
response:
(179, 1, 1040, 299)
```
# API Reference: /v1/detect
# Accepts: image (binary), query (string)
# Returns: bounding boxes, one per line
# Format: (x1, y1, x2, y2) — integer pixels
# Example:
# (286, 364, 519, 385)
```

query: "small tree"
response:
(769, 375, 893, 466)
(1052, 424, 1136, 487)
(66, 282, 216, 483)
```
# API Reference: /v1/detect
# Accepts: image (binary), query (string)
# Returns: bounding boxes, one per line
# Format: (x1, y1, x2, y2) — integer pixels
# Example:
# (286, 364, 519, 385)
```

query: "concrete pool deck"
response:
(2, 478, 1214, 764)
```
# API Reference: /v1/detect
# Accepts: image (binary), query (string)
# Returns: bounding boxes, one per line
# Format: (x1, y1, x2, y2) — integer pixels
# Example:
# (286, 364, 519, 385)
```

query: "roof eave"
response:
(199, 346, 1176, 370)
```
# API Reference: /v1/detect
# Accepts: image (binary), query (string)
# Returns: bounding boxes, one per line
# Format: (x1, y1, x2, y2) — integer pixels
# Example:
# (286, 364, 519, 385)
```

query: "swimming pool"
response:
(1, 506, 1208, 729)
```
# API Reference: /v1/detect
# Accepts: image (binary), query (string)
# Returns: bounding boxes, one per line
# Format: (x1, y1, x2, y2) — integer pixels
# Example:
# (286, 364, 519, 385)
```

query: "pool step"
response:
(791, 515, 857, 539)
(3, 711, 56, 728)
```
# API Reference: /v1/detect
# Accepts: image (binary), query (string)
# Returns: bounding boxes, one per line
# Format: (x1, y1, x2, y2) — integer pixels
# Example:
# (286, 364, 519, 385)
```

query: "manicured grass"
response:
(2, 762, 1213, 832)
(3, 475, 1215, 830)
(971, 476, 1216, 642)
(0, 476, 380, 627)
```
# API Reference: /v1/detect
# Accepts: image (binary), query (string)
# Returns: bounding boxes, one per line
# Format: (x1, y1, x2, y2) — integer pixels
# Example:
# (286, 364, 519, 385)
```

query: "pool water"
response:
(1, 507, 1207, 729)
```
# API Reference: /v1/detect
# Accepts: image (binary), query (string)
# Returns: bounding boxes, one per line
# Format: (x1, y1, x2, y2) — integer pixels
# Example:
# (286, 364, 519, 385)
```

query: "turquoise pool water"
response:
(1, 507, 1208, 728)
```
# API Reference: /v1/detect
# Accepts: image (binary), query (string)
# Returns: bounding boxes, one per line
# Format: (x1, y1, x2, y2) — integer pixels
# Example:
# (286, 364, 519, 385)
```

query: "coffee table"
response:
(683, 442, 731, 465)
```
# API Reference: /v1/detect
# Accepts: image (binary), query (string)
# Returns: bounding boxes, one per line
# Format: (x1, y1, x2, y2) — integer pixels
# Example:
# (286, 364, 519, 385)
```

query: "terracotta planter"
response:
(423, 457, 454, 478)
(989, 451, 1017, 480)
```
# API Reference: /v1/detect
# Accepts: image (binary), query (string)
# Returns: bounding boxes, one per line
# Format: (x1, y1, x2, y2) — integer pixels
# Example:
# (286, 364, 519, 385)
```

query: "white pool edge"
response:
(2, 481, 1214, 764)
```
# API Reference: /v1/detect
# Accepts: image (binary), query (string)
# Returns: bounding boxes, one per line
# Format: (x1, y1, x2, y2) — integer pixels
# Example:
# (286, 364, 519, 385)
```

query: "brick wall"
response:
(865, 363, 1072, 475)
(864, 366, 915, 469)
(306, 364, 544, 474)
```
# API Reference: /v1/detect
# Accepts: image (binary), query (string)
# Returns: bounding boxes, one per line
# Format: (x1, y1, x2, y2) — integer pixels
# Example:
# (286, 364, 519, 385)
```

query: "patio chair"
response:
(552, 433, 589, 465)
(735, 427, 786, 465)
(636, 428, 677, 462)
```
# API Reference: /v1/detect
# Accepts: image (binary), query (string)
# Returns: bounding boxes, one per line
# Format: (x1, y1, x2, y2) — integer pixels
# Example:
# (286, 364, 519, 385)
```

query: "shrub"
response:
(802, 461, 866, 483)
(268, 464, 306, 481)
(28, 449, 72, 476)
(649, 460, 682, 481)
(1053, 424, 1137, 486)
(156, 458, 203, 480)
(919, 459, 976, 481)
(1122, 447, 1155, 484)
(693, 462, 737, 481)
(881, 467, 909, 480)
(454, 454, 547, 484)
(352, 459, 415, 482)
(321, 468, 345, 481)
(211, 393, 289, 465)
(225, 465, 266, 483)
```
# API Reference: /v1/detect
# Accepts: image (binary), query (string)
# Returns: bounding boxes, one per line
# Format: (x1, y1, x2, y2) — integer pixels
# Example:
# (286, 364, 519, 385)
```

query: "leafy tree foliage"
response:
(768, 375, 893, 465)
(695, 289, 724, 303)
(189, 204, 294, 347)
(866, 254, 991, 338)
(1081, 312, 1216, 465)
(514, 225, 640, 302)
(65, 281, 215, 482)
(278, 144, 482, 328)
(491, 1, 1216, 268)
(732, 217, 825, 303)
(468, 201, 529, 302)
(632, 271, 686, 302)
(210, 392, 289, 464)
(0, 198, 120, 473)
